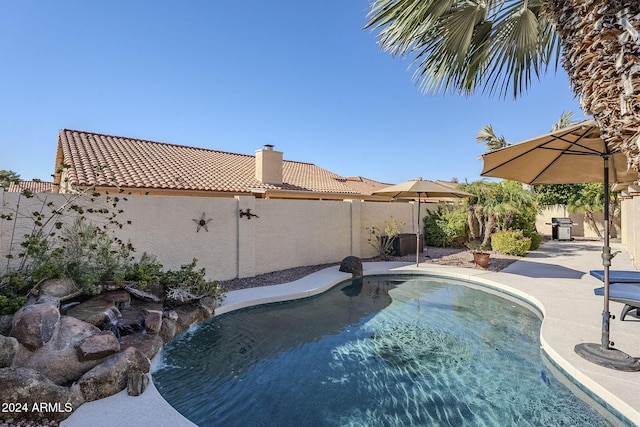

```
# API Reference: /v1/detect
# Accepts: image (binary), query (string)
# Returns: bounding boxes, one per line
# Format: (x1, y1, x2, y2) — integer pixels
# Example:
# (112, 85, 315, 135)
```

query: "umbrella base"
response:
(574, 343, 640, 371)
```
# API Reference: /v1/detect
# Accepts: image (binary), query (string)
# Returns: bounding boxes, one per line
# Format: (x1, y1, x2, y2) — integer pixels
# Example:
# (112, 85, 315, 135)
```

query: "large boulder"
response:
(199, 296, 217, 318)
(0, 367, 83, 423)
(39, 277, 81, 302)
(12, 316, 106, 385)
(10, 301, 60, 351)
(158, 318, 177, 343)
(76, 332, 121, 361)
(173, 304, 205, 336)
(120, 332, 164, 359)
(66, 298, 117, 327)
(339, 256, 363, 277)
(0, 335, 19, 367)
(100, 289, 131, 308)
(143, 309, 163, 335)
(77, 347, 150, 402)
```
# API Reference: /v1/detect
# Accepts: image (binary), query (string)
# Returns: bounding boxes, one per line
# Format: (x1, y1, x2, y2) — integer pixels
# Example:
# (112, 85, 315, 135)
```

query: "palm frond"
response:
(365, 0, 560, 98)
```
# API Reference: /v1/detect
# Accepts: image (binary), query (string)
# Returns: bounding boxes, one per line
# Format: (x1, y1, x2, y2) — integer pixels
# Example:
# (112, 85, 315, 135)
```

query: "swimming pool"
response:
(153, 275, 616, 426)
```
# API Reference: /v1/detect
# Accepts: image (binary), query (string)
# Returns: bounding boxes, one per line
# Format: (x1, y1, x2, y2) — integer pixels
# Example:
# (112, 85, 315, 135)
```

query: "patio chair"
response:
(590, 270, 640, 321)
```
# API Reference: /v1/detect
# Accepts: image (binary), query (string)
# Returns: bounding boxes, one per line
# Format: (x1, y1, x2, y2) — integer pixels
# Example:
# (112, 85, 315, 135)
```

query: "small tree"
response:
(366, 216, 405, 260)
(0, 170, 20, 190)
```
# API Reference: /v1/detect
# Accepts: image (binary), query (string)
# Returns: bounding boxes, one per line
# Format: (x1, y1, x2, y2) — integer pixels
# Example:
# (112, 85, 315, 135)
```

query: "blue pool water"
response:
(153, 275, 615, 426)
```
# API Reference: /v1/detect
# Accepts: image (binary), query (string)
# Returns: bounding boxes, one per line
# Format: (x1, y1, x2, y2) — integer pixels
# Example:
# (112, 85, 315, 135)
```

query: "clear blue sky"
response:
(1, 0, 587, 185)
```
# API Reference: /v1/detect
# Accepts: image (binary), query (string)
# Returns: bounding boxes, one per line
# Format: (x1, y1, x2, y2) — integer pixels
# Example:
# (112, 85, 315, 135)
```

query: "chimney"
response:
(255, 144, 283, 184)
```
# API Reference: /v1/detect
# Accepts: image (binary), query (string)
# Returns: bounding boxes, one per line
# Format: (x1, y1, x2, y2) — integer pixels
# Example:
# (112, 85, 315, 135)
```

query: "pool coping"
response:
(62, 240, 640, 427)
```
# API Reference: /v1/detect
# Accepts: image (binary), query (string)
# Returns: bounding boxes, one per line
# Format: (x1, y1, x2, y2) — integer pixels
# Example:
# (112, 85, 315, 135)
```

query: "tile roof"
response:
(7, 180, 54, 193)
(340, 176, 392, 195)
(55, 130, 372, 195)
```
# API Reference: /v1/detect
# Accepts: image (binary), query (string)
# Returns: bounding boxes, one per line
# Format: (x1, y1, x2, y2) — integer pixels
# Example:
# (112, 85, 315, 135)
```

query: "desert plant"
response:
(123, 252, 164, 290)
(164, 258, 225, 304)
(465, 240, 490, 254)
(491, 230, 532, 256)
(423, 207, 467, 247)
(1, 177, 135, 312)
(366, 216, 405, 260)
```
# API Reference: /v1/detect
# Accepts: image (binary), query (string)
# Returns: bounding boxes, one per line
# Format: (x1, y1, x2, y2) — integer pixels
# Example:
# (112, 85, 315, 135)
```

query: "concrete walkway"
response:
(62, 239, 640, 426)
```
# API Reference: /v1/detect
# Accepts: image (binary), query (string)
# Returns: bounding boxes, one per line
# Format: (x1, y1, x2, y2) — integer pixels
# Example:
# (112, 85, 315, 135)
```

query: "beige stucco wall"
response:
(535, 205, 618, 239)
(6, 187, 639, 279)
(620, 189, 640, 268)
(0, 190, 426, 282)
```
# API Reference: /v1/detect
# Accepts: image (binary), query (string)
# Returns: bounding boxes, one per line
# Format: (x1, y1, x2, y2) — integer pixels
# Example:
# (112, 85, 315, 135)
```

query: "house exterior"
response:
(53, 129, 390, 200)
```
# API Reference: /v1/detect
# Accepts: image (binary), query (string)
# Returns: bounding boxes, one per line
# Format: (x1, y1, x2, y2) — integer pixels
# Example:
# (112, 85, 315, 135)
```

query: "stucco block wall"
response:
(1, 190, 424, 282)
(535, 205, 618, 239)
(359, 201, 416, 259)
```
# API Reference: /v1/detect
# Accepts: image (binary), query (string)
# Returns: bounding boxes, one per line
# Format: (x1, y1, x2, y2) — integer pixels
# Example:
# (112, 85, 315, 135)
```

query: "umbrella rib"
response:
(527, 125, 602, 183)
(483, 123, 620, 184)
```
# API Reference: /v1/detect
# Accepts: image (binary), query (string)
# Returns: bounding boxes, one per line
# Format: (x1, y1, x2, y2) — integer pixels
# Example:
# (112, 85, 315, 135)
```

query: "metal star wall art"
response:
(192, 212, 212, 232)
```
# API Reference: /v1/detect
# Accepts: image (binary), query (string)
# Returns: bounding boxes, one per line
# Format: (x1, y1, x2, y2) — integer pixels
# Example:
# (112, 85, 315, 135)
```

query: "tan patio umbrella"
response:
(481, 119, 639, 371)
(372, 178, 474, 267)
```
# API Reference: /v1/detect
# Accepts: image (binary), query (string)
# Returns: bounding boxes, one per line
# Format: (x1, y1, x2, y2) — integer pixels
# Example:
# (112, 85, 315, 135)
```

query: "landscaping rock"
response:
(0, 314, 13, 336)
(100, 289, 131, 308)
(125, 281, 165, 302)
(117, 307, 146, 336)
(143, 309, 163, 335)
(66, 298, 118, 327)
(199, 296, 217, 317)
(77, 347, 150, 402)
(0, 335, 19, 367)
(159, 318, 177, 343)
(76, 332, 120, 361)
(120, 332, 164, 359)
(12, 316, 105, 385)
(339, 256, 363, 277)
(10, 301, 60, 351)
(0, 367, 83, 422)
(173, 304, 205, 336)
(39, 277, 81, 302)
(127, 370, 149, 396)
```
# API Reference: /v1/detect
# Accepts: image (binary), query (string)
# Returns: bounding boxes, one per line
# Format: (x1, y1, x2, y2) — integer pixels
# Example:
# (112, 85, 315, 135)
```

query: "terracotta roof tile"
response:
(8, 180, 54, 193)
(56, 130, 362, 195)
(341, 176, 392, 195)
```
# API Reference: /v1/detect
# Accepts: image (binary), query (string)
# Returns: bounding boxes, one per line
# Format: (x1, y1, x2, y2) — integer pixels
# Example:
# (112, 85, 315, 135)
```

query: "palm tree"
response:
(365, 1, 640, 173)
(568, 183, 604, 238)
(459, 180, 533, 246)
(550, 110, 578, 132)
(476, 124, 509, 151)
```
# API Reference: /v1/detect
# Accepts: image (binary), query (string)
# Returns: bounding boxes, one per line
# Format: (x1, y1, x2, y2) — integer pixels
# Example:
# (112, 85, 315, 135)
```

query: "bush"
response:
(524, 231, 543, 250)
(366, 216, 405, 259)
(423, 207, 468, 247)
(491, 230, 532, 256)
(164, 259, 225, 304)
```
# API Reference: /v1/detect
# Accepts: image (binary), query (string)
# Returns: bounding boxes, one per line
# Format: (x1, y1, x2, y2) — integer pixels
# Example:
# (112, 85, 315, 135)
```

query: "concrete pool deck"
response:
(62, 239, 640, 426)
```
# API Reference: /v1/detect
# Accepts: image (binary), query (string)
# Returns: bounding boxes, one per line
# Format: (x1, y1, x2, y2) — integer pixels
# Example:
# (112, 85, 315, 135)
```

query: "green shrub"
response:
(423, 207, 468, 247)
(164, 259, 226, 304)
(491, 230, 532, 256)
(1, 186, 134, 313)
(524, 231, 543, 250)
(123, 252, 164, 289)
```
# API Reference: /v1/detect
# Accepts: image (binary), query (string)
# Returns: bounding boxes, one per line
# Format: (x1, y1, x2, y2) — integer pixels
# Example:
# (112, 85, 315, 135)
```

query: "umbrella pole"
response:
(574, 155, 640, 371)
(416, 192, 422, 267)
(602, 155, 611, 351)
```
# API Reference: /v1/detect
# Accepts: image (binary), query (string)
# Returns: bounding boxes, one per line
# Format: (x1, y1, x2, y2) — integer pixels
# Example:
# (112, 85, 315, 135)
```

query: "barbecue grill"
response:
(551, 217, 573, 241)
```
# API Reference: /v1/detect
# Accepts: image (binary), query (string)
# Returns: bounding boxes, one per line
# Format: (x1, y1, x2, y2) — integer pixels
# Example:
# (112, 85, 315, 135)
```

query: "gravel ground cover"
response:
(220, 246, 520, 292)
